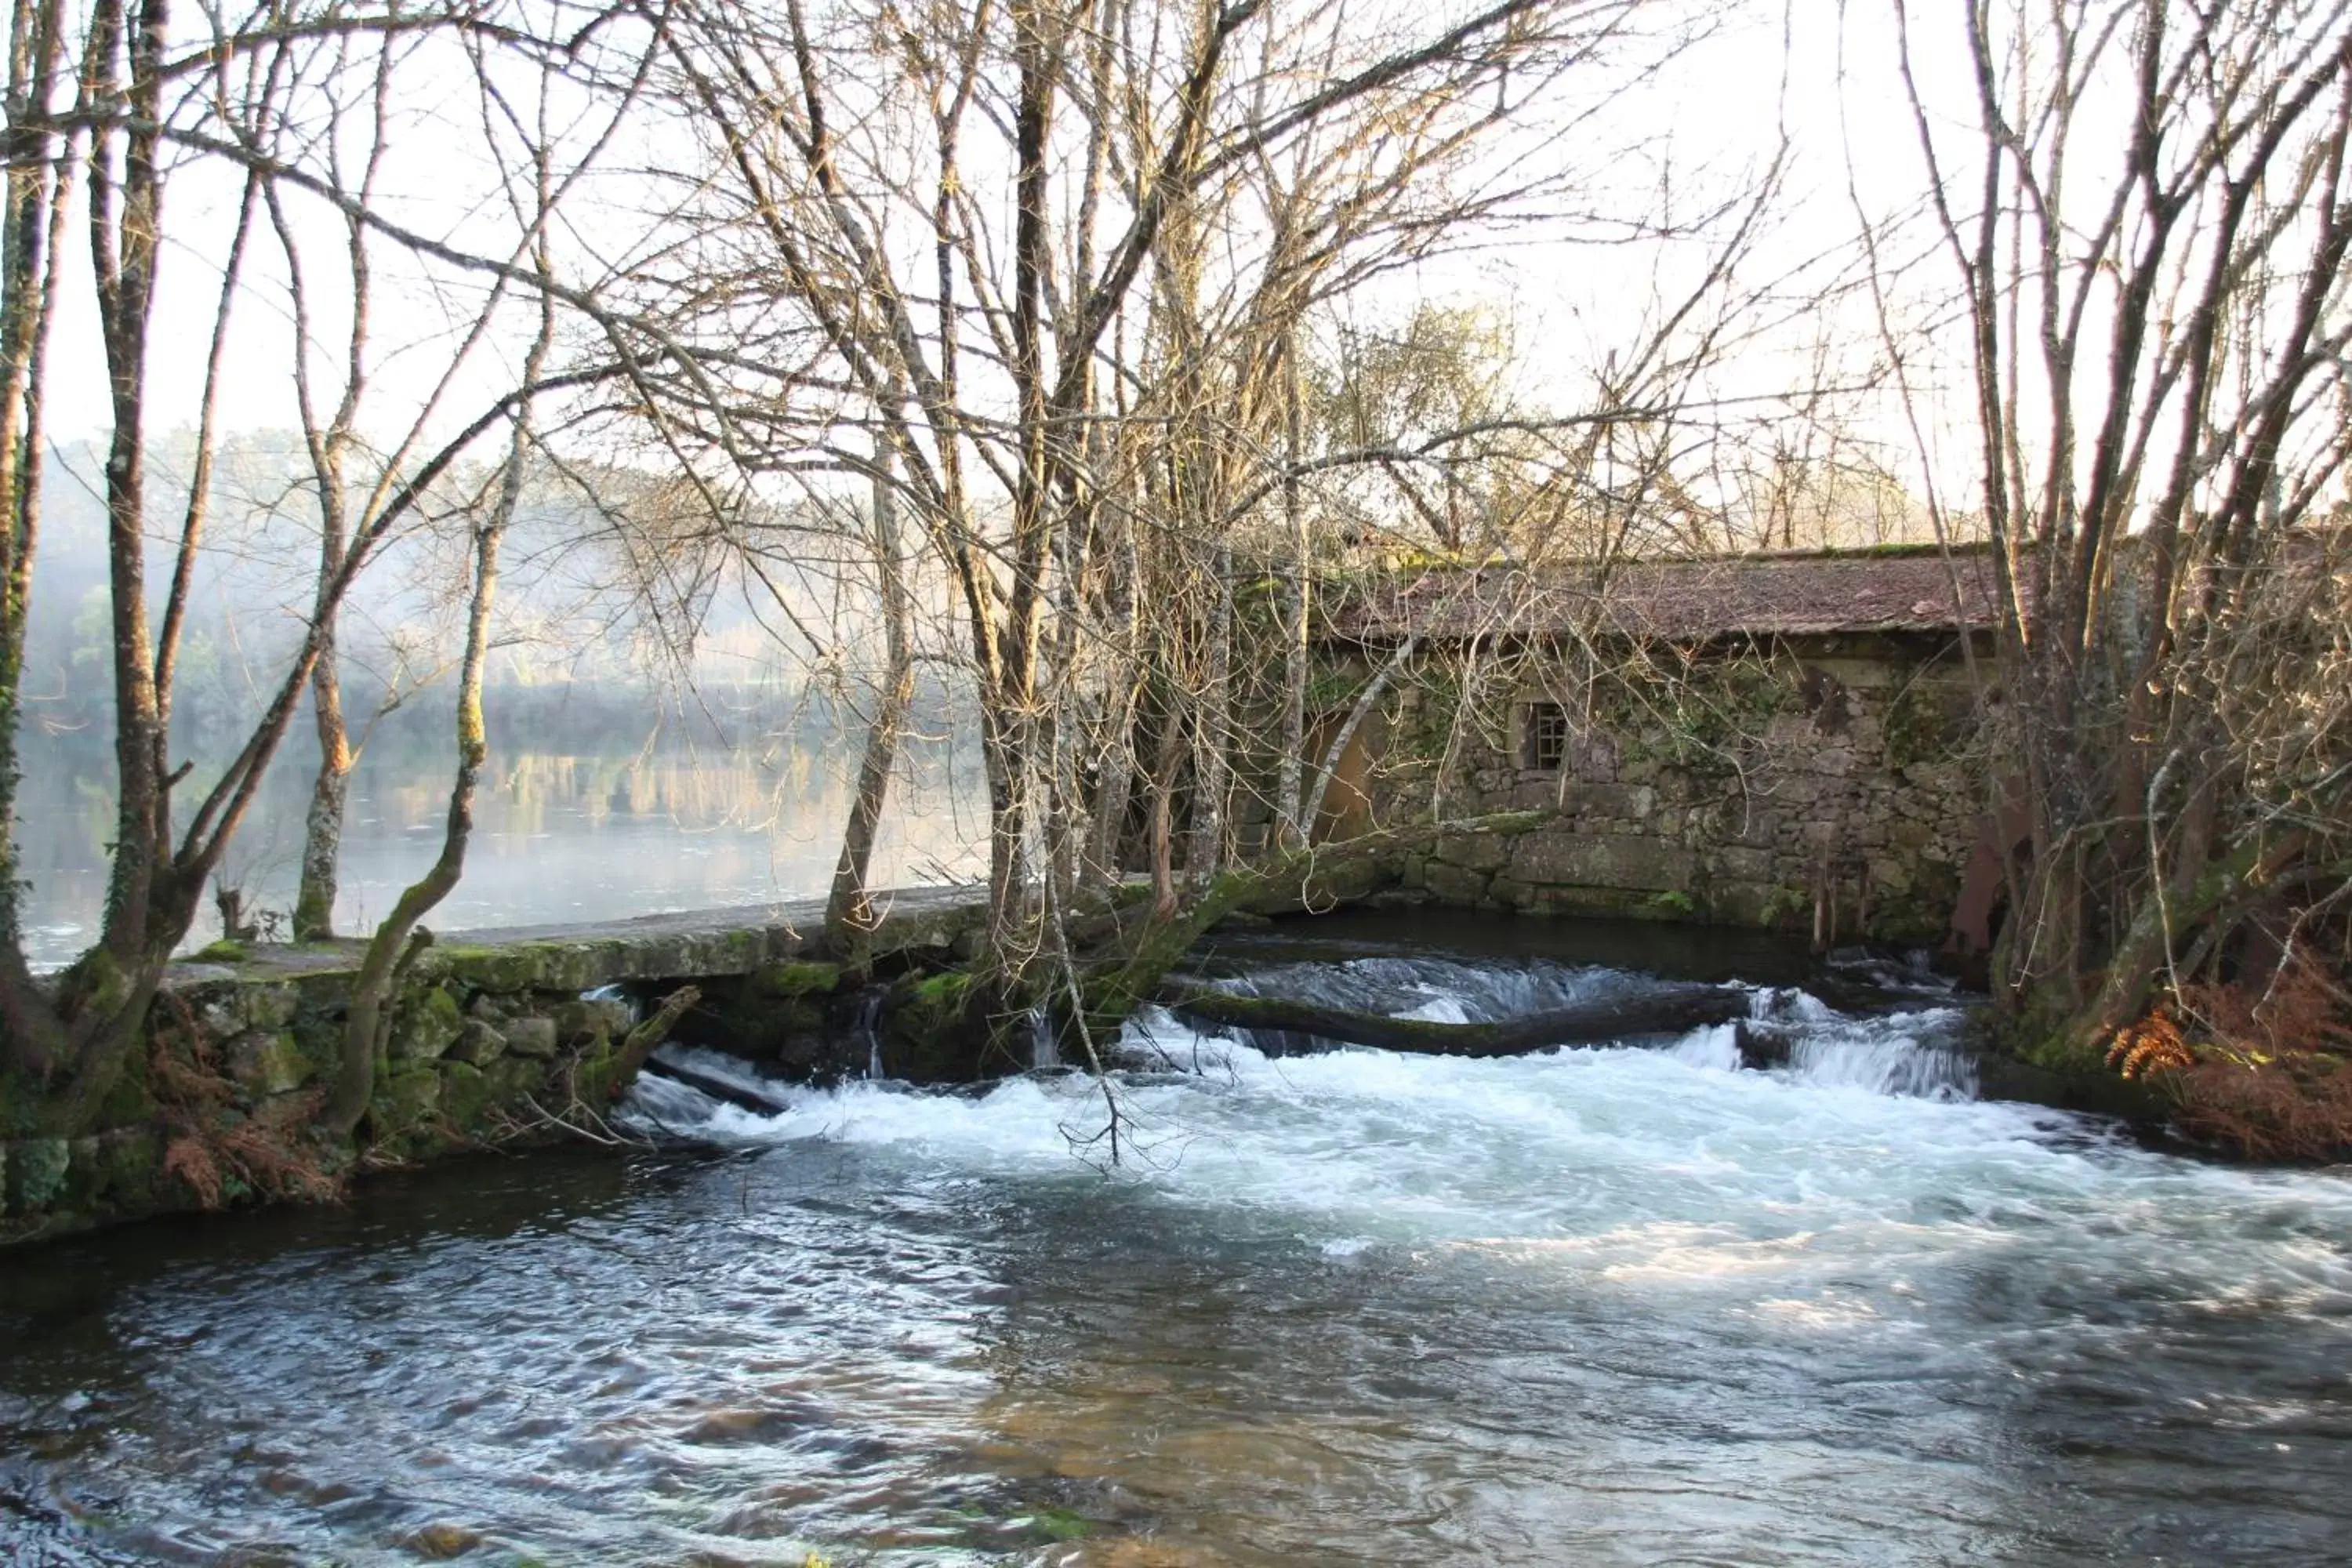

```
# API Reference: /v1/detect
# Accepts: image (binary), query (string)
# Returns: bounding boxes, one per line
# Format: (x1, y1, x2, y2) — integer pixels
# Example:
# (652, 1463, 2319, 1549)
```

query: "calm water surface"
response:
(4, 926, 2350, 1564)
(17, 725, 983, 967)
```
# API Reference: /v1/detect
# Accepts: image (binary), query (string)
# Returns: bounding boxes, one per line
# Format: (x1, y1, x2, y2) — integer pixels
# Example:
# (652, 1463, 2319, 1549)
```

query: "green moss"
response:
(882, 969, 991, 1081)
(1528, 884, 1663, 920)
(1884, 679, 1965, 769)
(553, 998, 627, 1046)
(58, 947, 133, 1032)
(60, 1136, 111, 1209)
(0, 1070, 39, 1138)
(101, 1129, 160, 1201)
(430, 943, 553, 993)
(909, 970, 975, 1007)
(438, 1061, 494, 1129)
(755, 960, 844, 1000)
(486, 1054, 548, 1107)
(91, 1046, 158, 1129)
(572, 1043, 618, 1104)
(6, 1138, 69, 1212)
(290, 1017, 344, 1081)
(372, 1067, 443, 1134)
(1623, 661, 1796, 777)
(1758, 886, 1811, 929)
(190, 939, 249, 964)
(390, 986, 466, 1061)
(1647, 889, 1697, 916)
(1029, 1506, 1092, 1543)
(227, 1031, 312, 1097)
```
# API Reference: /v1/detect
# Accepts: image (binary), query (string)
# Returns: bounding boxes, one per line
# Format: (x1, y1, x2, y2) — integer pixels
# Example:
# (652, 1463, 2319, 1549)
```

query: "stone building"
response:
(1281, 546, 2012, 949)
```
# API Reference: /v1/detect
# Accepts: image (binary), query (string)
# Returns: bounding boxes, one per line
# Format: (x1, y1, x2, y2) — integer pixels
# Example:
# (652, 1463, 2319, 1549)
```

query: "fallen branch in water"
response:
(641, 1054, 791, 1115)
(496, 1091, 656, 1149)
(1157, 983, 1748, 1057)
(606, 985, 705, 1095)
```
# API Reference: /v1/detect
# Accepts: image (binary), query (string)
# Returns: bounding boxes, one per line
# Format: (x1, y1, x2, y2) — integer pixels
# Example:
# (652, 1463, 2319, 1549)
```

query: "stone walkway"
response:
(168, 881, 995, 992)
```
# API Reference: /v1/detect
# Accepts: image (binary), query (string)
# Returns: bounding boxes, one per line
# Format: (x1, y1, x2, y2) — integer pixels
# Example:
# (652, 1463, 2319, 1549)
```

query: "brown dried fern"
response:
(2107, 1007, 2193, 1079)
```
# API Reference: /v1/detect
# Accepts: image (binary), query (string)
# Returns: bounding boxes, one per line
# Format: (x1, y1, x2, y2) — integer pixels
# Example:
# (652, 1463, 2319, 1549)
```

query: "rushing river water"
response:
(5, 920, 2352, 1565)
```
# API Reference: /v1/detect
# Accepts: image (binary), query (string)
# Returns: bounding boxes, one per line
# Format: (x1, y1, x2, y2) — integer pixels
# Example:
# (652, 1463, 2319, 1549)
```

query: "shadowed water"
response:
(5, 925, 2350, 1564)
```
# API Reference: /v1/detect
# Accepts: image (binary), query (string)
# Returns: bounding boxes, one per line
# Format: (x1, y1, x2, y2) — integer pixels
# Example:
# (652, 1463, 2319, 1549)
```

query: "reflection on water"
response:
(17, 702, 985, 967)
(4, 929, 2351, 1564)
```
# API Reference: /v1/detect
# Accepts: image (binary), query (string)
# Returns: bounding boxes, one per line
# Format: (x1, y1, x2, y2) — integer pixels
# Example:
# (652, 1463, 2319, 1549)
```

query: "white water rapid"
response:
(7, 946, 2349, 1565)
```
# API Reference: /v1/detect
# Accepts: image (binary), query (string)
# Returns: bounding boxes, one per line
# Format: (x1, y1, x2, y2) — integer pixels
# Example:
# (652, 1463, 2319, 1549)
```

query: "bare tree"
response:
(332, 166, 560, 1133)
(278, 29, 397, 942)
(826, 411, 917, 953)
(622, 0, 1714, 1032)
(0, 0, 76, 1073)
(1882, 0, 2352, 1059)
(0, 0, 648, 1135)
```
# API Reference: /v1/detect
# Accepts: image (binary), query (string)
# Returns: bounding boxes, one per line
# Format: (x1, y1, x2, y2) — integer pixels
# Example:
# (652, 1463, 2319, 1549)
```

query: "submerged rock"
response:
(398, 1523, 481, 1559)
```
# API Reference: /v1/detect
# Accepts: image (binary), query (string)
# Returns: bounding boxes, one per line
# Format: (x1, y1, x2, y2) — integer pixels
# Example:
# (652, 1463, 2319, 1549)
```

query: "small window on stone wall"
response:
(1523, 701, 1569, 771)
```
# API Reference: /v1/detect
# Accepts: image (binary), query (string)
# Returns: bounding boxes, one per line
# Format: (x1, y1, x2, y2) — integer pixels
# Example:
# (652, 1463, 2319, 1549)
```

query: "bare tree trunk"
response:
(284, 48, 390, 942)
(1187, 541, 1232, 884)
(1274, 328, 1309, 847)
(1087, 680, 1138, 884)
(826, 421, 913, 954)
(85, 0, 169, 978)
(293, 634, 351, 940)
(1083, 521, 1144, 887)
(0, 2, 625, 1134)
(1301, 634, 1415, 835)
(980, 702, 1038, 964)
(0, 0, 70, 1079)
(329, 208, 553, 1134)
(1149, 690, 1182, 919)
(327, 515, 502, 1134)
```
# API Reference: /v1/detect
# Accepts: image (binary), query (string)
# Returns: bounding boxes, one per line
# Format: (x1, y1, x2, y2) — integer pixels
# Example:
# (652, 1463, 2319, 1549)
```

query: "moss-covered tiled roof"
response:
(1325, 545, 2011, 643)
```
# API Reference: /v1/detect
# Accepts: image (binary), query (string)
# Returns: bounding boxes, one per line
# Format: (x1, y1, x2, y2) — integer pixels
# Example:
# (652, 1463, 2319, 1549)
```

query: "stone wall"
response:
(0, 963, 672, 1245)
(1330, 633, 1994, 945)
(1, 891, 990, 1246)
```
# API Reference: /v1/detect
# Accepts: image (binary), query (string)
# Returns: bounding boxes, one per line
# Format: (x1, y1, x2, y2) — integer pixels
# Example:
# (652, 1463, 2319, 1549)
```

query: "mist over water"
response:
(5, 932, 2351, 1563)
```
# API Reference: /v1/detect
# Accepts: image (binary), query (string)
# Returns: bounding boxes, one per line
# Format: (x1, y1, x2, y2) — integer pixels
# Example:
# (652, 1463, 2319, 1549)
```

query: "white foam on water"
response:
(1395, 991, 1474, 1023)
(1782, 1006, 1978, 1098)
(627, 964, 2352, 1340)
(1668, 1021, 1744, 1071)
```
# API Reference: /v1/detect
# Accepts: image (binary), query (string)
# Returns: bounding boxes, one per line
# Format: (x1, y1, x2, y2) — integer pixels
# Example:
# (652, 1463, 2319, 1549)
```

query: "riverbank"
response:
(1, 819, 1415, 1244)
(0, 855, 2233, 1247)
(9, 924, 2350, 1563)
(0, 887, 996, 1246)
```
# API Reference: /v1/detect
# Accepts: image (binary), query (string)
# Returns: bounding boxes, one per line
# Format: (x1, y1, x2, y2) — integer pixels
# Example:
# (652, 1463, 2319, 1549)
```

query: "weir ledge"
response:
(176, 882, 996, 995)
(0, 885, 1000, 1247)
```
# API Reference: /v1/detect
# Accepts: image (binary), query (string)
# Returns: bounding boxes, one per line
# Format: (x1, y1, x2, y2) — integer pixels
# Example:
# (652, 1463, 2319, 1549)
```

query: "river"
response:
(4, 918, 2350, 1564)
(14, 706, 984, 970)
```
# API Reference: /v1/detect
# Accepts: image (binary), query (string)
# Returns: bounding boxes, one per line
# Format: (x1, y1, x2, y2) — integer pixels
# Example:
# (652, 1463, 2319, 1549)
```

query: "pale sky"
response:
(37, 0, 1974, 496)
